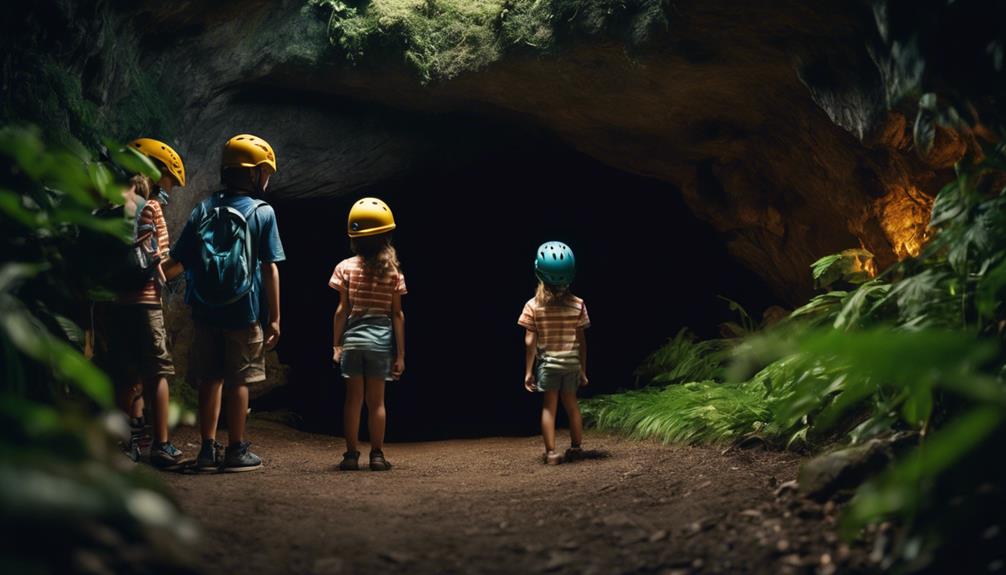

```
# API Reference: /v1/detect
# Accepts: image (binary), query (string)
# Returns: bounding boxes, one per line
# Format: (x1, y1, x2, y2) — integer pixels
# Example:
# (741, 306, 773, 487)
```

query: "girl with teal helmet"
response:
(535, 241, 576, 286)
(518, 241, 591, 465)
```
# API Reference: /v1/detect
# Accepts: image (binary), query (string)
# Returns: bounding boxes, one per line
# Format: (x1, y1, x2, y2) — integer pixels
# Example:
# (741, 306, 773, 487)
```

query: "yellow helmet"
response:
(348, 197, 396, 237)
(129, 138, 186, 186)
(222, 134, 277, 174)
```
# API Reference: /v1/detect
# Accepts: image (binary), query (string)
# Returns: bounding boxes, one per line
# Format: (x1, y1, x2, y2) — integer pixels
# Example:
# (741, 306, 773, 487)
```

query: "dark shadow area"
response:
(269, 114, 778, 441)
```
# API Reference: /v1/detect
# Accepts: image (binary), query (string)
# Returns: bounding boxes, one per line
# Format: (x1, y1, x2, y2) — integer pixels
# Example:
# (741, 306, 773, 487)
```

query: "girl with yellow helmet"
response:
(105, 137, 186, 469)
(330, 197, 406, 471)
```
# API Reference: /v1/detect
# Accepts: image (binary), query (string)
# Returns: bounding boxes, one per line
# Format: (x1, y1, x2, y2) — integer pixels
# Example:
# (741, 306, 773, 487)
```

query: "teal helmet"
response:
(534, 241, 576, 286)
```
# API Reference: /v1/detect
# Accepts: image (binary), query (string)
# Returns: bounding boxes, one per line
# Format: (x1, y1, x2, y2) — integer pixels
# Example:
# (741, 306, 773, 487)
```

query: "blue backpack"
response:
(190, 194, 266, 307)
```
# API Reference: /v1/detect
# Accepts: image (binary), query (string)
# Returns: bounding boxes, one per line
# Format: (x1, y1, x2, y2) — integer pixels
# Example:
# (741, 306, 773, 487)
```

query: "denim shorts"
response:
(535, 364, 580, 393)
(340, 349, 392, 381)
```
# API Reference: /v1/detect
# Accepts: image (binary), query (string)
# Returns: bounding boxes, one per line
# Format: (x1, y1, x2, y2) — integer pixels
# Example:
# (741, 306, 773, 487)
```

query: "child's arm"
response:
(161, 257, 184, 282)
(262, 262, 281, 350)
(576, 327, 589, 386)
(390, 292, 405, 378)
(524, 329, 537, 392)
(332, 292, 349, 363)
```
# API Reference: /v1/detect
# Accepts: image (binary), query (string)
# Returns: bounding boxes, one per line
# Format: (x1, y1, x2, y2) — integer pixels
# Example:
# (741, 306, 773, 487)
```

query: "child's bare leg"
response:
(131, 394, 144, 420)
(143, 376, 170, 443)
(118, 380, 141, 414)
(225, 383, 249, 445)
(343, 377, 365, 452)
(560, 390, 583, 447)
(541, 390, 559, 452)
(199, 378, 224, 442)
(364, 377, 386, 451)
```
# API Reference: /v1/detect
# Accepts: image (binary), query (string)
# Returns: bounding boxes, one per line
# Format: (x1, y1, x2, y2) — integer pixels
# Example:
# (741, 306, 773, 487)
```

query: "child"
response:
(518, 241, 590, 465)
(105, 138, 186, 468)
(164, 134, 285, 472)
(330, 197, 406, 471)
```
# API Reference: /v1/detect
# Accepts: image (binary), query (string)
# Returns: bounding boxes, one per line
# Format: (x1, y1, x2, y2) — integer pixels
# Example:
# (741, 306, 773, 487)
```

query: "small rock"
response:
(740, 509, 763, 519)
(776, 539, 791, 553)
(380, 551, 412, 564)
(781, 553, 803, 567)
(775, 479, 799, 497)
(648, 530, 668, 543)
(820, 553, 832, 566)
(499, 521, 510, 531)
(691, 558, 705, 569)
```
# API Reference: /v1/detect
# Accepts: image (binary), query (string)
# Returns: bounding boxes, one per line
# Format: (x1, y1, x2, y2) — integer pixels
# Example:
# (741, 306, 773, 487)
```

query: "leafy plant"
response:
(633, 328, 727, 387)
(0, 125, 197, 573)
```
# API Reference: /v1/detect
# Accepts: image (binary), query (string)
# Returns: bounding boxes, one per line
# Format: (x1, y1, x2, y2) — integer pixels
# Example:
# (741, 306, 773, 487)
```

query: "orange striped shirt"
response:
(119, 200, 169, 306)
(518, 295, 590, 353)
(329, 256, 407, 317)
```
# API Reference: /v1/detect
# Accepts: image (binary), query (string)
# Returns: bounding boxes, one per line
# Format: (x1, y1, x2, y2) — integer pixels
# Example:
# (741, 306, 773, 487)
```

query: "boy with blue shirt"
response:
(164, 134, 284, 472)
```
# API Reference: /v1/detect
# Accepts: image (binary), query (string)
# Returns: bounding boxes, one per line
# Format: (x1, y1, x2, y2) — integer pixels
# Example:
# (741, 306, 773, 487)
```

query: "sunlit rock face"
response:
(130, 0, 965, 304)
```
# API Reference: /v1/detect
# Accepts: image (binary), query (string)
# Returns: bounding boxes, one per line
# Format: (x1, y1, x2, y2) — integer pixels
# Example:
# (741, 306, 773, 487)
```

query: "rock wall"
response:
(126, 0, 964, 305)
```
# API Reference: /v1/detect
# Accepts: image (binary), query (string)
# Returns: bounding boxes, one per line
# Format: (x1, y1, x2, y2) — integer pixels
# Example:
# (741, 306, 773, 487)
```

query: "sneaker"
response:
(339, 450, 361, 471)
(150, 441, 183, 469)
(369, 449, 392, 471)
(564, 445, 582, 461)
(223, 441, 262, 472)
(195, 439, 223, 472)
(544, 450, 563, 465)
(122, 436, 141, 463)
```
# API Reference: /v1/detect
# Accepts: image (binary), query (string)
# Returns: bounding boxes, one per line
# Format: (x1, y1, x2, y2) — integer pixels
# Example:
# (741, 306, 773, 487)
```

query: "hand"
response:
(332, 345, 343, 364)
(264, 321, 280, 350)
(579, 370, 589, 387)
(524, 373, 536, 392)
(391, 355, 405, 379)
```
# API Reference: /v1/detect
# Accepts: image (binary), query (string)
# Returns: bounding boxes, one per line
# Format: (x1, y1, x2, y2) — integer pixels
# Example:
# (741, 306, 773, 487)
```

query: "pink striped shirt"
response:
(119, 200, 169, 306)
(329, 256, 407, 317)
(518, 295, 590, 353)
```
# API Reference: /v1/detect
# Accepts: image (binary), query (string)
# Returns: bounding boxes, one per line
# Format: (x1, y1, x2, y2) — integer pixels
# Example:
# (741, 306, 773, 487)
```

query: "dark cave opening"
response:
(267, 117, 779, 441)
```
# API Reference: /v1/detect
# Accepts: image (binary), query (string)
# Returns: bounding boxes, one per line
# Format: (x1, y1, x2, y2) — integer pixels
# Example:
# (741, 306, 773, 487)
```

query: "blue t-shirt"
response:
(171, 191, 286, 329)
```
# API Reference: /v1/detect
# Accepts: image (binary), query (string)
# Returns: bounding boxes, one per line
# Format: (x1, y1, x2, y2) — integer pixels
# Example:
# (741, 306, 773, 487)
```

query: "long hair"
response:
(535, 280, 571, 306)
(350, 233, 400, 279)
(130, 174, 153, 200)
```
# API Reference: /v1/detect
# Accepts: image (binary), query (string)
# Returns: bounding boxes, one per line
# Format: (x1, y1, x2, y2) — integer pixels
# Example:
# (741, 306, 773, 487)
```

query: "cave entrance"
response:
(269, 118, 777, 441)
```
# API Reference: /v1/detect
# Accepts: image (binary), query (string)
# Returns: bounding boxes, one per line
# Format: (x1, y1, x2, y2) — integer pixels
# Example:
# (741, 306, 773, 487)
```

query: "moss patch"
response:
(308, 0, 669, 82)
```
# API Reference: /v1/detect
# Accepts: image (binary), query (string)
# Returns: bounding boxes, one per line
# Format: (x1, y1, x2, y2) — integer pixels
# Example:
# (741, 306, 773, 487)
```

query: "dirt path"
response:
(162, 419, 863, 575)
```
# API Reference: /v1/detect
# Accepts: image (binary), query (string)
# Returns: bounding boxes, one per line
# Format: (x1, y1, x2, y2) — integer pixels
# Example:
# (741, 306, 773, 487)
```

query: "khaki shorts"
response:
(96, 304, 174, 387)
(189, 322, 265, 387)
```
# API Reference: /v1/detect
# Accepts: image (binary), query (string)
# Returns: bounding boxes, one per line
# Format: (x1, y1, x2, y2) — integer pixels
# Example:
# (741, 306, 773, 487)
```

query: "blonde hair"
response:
(130, 174, 153, 200)
(350, 233, 400, 279)
(535, 280, 571, 306)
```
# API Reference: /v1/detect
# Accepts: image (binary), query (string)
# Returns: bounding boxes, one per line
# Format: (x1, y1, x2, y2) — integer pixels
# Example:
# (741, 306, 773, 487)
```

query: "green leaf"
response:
(843, 407, 1002, 533)
(0, 263, 46, 294)
(811, 249, 875, 288)
(0, 294, 111, 406)
(106, 141, 161, 181)
(901, 387, 933, 427)
(913, 94, 938, 158)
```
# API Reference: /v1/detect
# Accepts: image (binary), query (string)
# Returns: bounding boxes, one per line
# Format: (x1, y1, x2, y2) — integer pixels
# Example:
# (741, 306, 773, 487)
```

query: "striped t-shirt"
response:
(518, 295, 590, 354)
(330, 256, 407, 352)
(119, 199, 170, 306)
(329, 256, 407, 318)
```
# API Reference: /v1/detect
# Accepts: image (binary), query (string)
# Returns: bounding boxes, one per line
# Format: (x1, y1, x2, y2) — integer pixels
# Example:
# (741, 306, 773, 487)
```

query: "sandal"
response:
(564, 445, 582, 461)
(369, 449, 392, 471)
(544, 450, 563, 465)
(339, 450, 361, 471)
